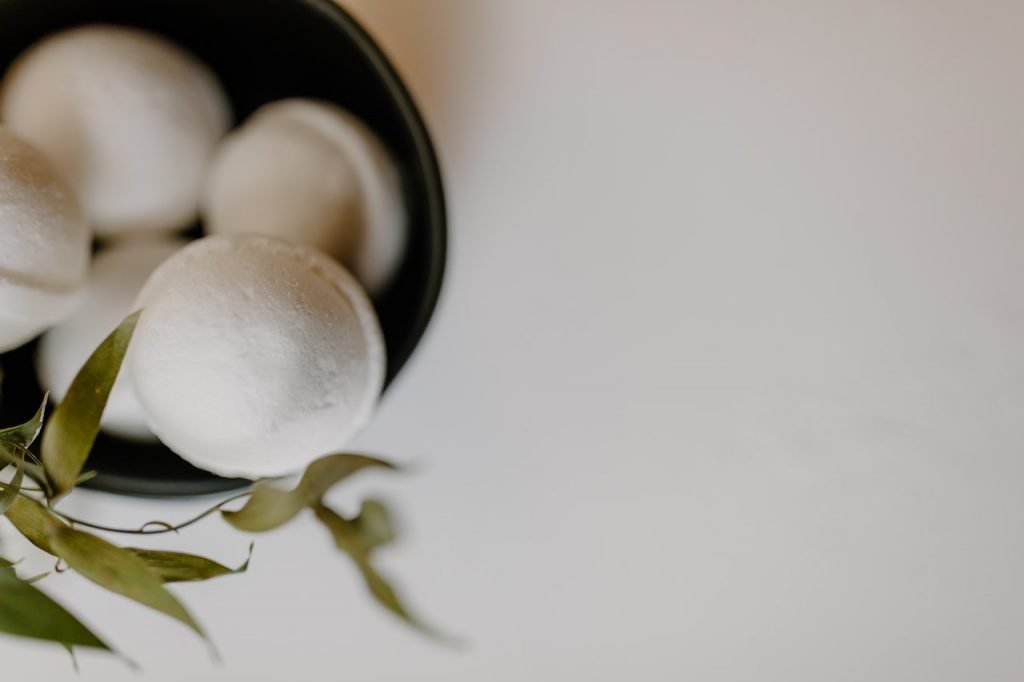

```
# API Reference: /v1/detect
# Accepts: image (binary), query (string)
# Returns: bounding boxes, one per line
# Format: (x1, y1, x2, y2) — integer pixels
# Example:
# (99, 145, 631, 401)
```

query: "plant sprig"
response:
(0, 312, 439, 666)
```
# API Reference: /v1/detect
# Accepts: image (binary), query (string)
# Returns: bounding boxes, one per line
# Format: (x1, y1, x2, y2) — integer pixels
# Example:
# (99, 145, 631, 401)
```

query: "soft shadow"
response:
(340, 0, 481, 153)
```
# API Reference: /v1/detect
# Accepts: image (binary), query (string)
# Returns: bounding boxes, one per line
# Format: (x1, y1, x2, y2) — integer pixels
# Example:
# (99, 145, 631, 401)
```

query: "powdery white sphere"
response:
(203, 99, 405, 297)
(0, 126, 89, 352)
(1, 25, 231, 236)
(130, 235, 386, 479)
(37, 239, 186, 441)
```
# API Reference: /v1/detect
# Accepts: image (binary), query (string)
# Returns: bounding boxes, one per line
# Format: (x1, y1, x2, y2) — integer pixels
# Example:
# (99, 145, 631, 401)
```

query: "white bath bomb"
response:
(37, 239, 185, 441)
(203, 99, 405, 296)
(0, 126, 89, 352)
(130, 234, 386, 478)
(1, 25, 231, 236)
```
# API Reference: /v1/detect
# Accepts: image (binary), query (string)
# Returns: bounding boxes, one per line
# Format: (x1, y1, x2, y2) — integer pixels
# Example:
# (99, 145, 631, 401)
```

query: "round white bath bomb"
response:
(0, 126, 89, 352)
(203, 99, 405, 296)
(1, 25, 231, 236)
(130, 234, 386, 478)
(37, 239, 185, 441)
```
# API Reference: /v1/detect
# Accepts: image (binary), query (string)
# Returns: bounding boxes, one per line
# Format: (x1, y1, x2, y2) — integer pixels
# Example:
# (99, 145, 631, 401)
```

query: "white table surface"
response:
(4, 1, 1024, 679)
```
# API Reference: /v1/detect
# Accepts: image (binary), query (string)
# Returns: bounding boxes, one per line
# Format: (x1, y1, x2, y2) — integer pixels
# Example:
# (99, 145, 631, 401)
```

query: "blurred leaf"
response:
(64, 643, 80, 673)
(49, 526, 205, 638)
(223, 454, 395, 533)
(42, 311, 140, 497)
(0, 557, 110, 650)
(128, 544, 253, 583)
(0, 448, 25, 516)
(6, 496, 205, 638)
(353, 499, 397, 550)
(314, 505, 441, 638)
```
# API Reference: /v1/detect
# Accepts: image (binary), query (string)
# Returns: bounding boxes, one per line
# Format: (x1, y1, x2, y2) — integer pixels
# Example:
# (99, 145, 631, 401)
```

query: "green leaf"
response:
(223, 454, 396, 533)
(42, 311, 141, 497)
(0, 443, 47, 493)
(314, 504, 441, 638)
(4, 495, 59, 555)
(0, 448, 26, 516)
(49, 526, 205, 637)
(64, 643, 80, 673)
(0, 396, 47, 449)
(5, 496, 205, 638)
(0, 558, 110, 650)
(127, 544, 253, 583)
(353, 499, 397, 550)
(0, 398, 50, 490)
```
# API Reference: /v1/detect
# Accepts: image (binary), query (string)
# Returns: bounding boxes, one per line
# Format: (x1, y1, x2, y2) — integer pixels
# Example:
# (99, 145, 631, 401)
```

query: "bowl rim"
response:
(300, 0, 448, 387)
(75, 0, 448, 497)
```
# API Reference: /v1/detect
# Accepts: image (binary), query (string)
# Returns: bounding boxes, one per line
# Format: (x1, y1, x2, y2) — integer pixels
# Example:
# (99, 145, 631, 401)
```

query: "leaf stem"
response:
(0, 480, 45, 494)
(21, 490, 253, 536)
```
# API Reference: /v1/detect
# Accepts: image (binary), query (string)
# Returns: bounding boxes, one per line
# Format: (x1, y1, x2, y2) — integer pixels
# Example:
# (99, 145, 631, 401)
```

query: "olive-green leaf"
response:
(5, 496, 205, 638)
(0, 396, 47, 449)
(0, 398, 49, 490)
(314, 504, 439, 637)
(0, 448, 26, 516)
(127, 544, 253, 583)
(49, 526, 205, 637)
(0, 443, 47, 493)
(0, 559, 110, 650)
(42, 311, 141, 496)
(223, 454, 396, 533)
(354, 499, 397, 550)
(4, 495, 59, 555)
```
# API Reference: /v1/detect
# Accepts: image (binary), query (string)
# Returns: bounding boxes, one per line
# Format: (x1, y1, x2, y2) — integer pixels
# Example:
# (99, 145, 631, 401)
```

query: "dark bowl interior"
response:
(0, 0, 446, 496)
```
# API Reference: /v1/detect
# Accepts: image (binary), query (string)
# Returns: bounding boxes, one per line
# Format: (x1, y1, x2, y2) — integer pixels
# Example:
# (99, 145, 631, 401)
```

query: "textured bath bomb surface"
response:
(37, 239, 185, 441)
(204, 116, 362, 270)
(130, 235, 386, 479)
(203, 99, 405, 297)
(1, 25, 231, 236)
(0, 126, 90, 351)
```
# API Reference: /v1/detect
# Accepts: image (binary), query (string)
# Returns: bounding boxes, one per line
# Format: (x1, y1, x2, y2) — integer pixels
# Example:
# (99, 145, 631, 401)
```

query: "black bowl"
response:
(0, 0, 446, 497)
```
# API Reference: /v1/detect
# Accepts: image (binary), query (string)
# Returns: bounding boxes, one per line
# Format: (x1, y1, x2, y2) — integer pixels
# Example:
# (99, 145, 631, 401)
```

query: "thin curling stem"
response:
(45, 491, 253, 536)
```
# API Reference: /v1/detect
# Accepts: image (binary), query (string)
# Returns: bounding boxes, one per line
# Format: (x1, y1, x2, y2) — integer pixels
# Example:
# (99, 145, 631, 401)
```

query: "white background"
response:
(4, 1, 1024, 679)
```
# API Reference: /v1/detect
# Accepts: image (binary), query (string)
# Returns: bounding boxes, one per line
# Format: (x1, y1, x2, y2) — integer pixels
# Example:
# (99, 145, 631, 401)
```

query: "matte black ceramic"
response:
(0, 0, 446, 497)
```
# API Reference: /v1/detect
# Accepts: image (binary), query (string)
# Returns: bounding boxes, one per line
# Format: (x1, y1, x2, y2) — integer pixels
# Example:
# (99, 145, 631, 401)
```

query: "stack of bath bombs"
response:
(0, 25, 405, 478)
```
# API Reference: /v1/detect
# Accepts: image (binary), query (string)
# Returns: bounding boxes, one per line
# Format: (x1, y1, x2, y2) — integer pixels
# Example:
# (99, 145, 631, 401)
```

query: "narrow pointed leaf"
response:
(127, 544, 253, 583)
(354, 499, 397, 550)
(0, 397, 47, 448)
(314, 505, 439, 637)
(64, 643, 80, 673)
(0, 561, 110, 650)
(42, 311, 140, 496)
(0, 448, 25, 515)
(0, 398, 50, 490)
(48, 526, 205, 637)
(5, 496, 205, 638)
(223, 454, 395, 533)
(4, 495, 60, 555)
(0, 443, 48, 492)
